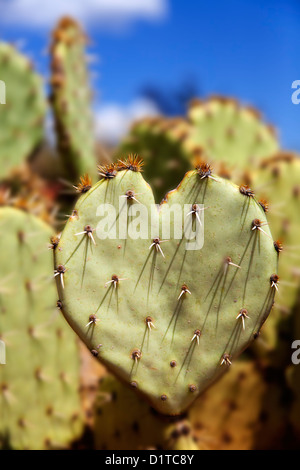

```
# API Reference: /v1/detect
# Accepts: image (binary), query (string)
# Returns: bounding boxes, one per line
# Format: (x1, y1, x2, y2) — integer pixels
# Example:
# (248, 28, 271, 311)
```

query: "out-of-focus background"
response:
(1, 0, 299, 149)
(0, 0, 300, 451)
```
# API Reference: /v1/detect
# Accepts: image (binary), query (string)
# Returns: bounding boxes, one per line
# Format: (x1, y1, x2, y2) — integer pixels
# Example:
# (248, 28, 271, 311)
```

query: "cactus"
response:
(0, 207, 82, 449)
(119, 118, 191, 201)
(54, 157, 278, 415)
(79, 341, 107, 428)
(246, 153, 300, 359)
(286, 293, 300, 439)
(189, 360, 289, 450)
(118, 97, 279, 199)
(49, 17, 97, 183)
(0, 42, 46, 180)
(95, 375, 199, 450)
(186, 96, 279, 173)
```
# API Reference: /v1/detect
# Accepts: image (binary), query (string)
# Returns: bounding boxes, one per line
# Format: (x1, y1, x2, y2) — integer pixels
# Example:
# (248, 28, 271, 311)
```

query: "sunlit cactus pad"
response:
(0, 207, 82, 449)
(248, 153, 300, 352)
(186, 96, 279, 170)
(119, 96, 279, 198)
(54, 160, 278, 415)
(49, 17, 97, 183)
(0, 43, 46, 179)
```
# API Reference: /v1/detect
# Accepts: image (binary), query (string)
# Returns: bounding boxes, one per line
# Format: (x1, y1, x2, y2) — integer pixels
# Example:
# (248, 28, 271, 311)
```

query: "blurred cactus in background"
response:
(0, 43, 46, 180)
(0, 13, 299, 451)
(49, 17, 98, 184)
(0, 208, 83, 449)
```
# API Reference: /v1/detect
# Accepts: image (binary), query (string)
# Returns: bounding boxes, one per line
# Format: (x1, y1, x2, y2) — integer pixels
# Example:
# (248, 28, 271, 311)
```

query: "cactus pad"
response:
(0, 43, 46, 179)
(0, 207, 82, 449)
(248, 154, 300, 353)
(190, 360, 289, 450)
(186, 97, 279, 171)
(54, 161, 278, 415)
(119, 97, 279, 198)
(50, 17, 97, 183)
(95, 375, 199, 450)
(119, 118, 191, 201)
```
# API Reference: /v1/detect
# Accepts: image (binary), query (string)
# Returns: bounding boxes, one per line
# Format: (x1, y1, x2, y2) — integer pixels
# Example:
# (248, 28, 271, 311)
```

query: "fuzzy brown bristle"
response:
(49, 236, 60, 250)
(239, 184, 255, 197)
(73, 174, 92, 193)
(117, 154, 144, 172)
(274, 240, 283, 254)
(194, 158, 212, 178)
(258, 198, 269, 213)
(97, 163, 117, 179)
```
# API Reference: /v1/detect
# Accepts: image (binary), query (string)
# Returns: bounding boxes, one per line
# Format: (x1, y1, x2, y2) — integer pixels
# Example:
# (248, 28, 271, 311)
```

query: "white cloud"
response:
(0, 0, 168, 29)
(94, 98, 160, 144)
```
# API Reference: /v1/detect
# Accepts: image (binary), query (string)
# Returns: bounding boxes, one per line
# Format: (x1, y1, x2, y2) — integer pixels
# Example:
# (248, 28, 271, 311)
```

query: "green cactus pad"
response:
(186, 96, 279, 171)
(95, 375, 199, 450)
(54, 161, 278, 415)
(0, 43, 46, 179)
(118, 97, 279, 199)
(0, 207, 82, 449)
(50, 17, 97, 183)
(119, 118, 191, 201)
(249, 153, 300, 353)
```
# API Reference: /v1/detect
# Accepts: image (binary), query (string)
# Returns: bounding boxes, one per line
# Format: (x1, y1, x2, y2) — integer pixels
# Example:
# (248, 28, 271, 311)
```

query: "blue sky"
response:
(0, 0, 299, 149)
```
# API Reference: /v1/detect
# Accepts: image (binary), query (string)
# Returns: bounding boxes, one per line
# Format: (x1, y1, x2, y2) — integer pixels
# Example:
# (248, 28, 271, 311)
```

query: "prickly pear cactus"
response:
(119, 97, 279, 198)
(54, 158, 278, 415)
(78, 341, 107, 427)
(189, 360, 289, 450)
(95, 375, 199, 450)
(249, 153, 300, 355)
(0, 207, 82, 449)
(0, 43, 46, 179)
(119, 118, 191, 201)
(186, 96, 279, 172)
(286, 293, 300, 439)
(49, 17, 97, 183)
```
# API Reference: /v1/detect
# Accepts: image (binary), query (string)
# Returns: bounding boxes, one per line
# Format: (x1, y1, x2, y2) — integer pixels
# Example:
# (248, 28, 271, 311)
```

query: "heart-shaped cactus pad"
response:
(54, 157, 278, 415)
